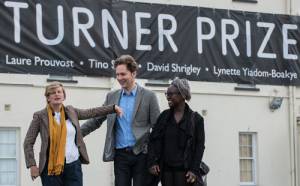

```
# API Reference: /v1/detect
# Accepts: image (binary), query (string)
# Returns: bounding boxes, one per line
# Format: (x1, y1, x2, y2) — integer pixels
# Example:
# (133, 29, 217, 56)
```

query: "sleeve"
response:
(23, 113, 40, 168)
(149, 92, 160, 129)
(79, 93, 110, 137)
(147, 112, 165, 168)
(191, 113, 205, 173)
(74, 104, 114, 120)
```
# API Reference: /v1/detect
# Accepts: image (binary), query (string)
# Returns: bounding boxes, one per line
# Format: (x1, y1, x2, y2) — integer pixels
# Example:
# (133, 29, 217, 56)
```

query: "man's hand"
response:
(30, 165, 39, 181)
(149, 165, 160, 176)
(186, 171, 197, 183)
(114, 105, 123, 117)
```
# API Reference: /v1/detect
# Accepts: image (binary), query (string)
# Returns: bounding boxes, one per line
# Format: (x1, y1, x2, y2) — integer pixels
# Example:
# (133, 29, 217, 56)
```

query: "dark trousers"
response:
(40, 159, 83, 186)
(114, 148, 157, 186)
(161, 171, 193, 186)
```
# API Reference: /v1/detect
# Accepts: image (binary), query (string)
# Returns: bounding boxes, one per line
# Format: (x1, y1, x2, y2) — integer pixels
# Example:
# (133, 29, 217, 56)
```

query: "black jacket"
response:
(148, 103, 205, 175)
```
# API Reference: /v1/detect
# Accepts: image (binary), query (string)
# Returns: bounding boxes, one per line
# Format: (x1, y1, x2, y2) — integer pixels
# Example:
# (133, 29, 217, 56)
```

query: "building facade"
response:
(0, 0, 300, 186)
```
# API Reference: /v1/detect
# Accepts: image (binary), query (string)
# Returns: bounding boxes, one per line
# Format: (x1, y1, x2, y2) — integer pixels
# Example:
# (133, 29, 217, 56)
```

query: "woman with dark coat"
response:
(148, 78, 205, 186)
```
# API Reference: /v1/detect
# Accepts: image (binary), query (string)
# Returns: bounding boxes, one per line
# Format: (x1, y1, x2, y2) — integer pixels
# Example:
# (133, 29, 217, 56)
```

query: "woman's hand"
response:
(149, 165, 160, 176)
(186, 171, 197, 183)
(114, 105, 123, 117)
(30, 165, 39, 181)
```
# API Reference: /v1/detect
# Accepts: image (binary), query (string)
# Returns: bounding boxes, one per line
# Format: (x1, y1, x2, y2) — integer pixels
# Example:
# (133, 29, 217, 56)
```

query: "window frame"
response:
(239, 132, 257, 186)
(0, 128, 20, 186)
(232, 0, 258, 3)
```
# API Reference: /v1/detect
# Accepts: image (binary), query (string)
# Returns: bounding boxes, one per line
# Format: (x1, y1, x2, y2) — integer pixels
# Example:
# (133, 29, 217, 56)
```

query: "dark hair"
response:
(113, 55, 138, 73)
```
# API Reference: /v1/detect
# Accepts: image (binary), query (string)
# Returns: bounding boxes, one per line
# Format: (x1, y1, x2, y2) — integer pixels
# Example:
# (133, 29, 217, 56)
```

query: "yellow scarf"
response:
(47, 104, 67, 175)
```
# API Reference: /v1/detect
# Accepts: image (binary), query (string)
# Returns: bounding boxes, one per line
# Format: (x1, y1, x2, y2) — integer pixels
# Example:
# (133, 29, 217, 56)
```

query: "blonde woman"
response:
(24, 81, 122, 186)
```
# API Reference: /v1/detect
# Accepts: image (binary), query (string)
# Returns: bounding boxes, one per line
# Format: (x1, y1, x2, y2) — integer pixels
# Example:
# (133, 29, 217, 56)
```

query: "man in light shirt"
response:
(81, 55, 160, 186)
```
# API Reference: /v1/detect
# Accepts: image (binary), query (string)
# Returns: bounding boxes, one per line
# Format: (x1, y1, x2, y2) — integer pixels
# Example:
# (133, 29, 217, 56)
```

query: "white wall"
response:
(0, 74, 114, 186)
(291, 0, 300, 15)
(0, 73, 297, 186)
(187, 82, 291, 186)
(137, 81, 293, 186)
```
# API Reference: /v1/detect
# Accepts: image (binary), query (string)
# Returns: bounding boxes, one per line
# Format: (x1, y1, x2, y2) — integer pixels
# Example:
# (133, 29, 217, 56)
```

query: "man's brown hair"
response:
(113, 55, 138, 73)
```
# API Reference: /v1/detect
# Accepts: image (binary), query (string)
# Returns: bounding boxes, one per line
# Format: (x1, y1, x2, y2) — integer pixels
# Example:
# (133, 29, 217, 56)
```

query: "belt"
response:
(116, 146, 133, 152)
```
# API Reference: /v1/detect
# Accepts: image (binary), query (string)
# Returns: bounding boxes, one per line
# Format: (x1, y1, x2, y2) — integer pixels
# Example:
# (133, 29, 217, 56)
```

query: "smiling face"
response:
(46, 86, 65, 107)
(45, 82, 66, 108)
(115, 64, 136, 91)
(165, 85, 185, 108)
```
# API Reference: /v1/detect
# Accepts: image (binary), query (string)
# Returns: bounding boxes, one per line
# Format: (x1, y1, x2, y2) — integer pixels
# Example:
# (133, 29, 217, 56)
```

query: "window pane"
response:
(240, 159, 252, 171)
(0, 159, 16, 172)
(0, 130, 16, 144)
(0, 129, 17, 186)
(240, 159, 253, 182)
(0, 144, 16, 157)
(0, 172, 16, 185)
(0, 159, 16, 185)
(239, 134, 252, 146)
(239, 146, 252, 157)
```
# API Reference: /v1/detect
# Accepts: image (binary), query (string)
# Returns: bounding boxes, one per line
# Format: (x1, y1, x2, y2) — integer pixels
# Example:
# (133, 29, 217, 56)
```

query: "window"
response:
(0, 128, 19, 186)
(145, 79, 170, 87)
(239, 133, 257, 186)
(47, 75, 78, 83)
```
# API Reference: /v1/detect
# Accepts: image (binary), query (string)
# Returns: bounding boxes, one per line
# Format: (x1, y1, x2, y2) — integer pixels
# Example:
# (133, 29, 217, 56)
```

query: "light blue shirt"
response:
(115, 86, 137, 149)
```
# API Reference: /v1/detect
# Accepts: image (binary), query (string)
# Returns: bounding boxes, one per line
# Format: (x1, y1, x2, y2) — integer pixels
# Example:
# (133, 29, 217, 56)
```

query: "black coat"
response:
(148, 103, 205, 175)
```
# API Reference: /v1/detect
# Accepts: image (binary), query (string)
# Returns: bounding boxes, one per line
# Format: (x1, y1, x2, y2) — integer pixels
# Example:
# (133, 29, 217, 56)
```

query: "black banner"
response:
(1, 0, 300, 85)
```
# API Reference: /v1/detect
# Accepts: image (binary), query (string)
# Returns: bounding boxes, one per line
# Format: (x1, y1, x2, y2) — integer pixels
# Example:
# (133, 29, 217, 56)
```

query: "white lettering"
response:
(158, 14, 178, 52)
(257, 22, 276, 59)
(135, 12, 152, 51)
(221, 19, 240, 56)
(147, 62, 170, 72)
(102, 9, 128, 49)
(5, 55, 32, 65)
(213, 66, 240, 77)
(4, 1, 29, 43)
(197, 17, 216, 54)
(88, 59, 109, 69)
(246, 21, 251, 57)
(282, 24, 298, 60)
(171, 63, 201, 76)
(34, 56, 74, 67)
(36, 4, 64, 45)
(73, 7, 95, 47)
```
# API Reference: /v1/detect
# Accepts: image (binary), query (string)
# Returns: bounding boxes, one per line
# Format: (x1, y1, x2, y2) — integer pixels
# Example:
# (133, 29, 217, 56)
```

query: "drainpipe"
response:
(289, 86, 297, 186)
(287, 0, 297, 185)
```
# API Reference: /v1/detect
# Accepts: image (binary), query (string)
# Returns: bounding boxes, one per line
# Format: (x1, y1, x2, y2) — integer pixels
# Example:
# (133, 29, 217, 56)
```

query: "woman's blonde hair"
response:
(44, 81, 66, 103)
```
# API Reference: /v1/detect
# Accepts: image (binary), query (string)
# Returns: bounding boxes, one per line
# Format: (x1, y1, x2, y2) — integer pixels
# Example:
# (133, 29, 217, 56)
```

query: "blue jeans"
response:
(40, 159, 83, 186)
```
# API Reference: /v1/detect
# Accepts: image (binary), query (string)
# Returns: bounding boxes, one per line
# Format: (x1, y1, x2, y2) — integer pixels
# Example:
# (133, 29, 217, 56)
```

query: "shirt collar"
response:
(122, 84, 137, 96)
